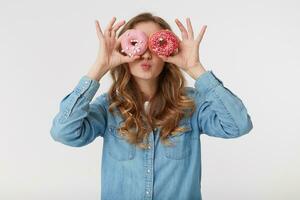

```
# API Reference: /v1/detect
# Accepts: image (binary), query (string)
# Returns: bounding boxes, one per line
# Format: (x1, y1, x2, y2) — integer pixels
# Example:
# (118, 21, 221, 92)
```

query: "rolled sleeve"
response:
(194, 70, 223, 94)
(50, 75, 107, 147)
(194, 70, 253, 138)
(74, 75, 100, 101)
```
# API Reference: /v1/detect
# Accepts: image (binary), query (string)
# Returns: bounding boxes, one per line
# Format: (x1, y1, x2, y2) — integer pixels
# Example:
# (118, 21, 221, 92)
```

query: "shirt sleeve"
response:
(50, 75, 107, 147)
(194, 70, 253, 138)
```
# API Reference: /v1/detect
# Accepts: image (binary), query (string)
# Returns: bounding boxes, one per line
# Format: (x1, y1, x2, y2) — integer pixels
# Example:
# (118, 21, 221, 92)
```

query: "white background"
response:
(1, 0, 299, 199)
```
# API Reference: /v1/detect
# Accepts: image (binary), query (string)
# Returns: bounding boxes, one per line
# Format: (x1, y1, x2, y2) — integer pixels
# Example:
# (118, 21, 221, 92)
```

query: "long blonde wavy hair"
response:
(107, 12, 196, 149)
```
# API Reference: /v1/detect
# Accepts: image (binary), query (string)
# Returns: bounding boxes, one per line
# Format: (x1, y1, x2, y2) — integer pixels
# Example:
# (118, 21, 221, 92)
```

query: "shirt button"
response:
(147, 169, 150, 173)
(85, 80, 89, 84)
(154, 128, 157, 131)
(146, 191, 150, 194)
(148, 145, 151, 149)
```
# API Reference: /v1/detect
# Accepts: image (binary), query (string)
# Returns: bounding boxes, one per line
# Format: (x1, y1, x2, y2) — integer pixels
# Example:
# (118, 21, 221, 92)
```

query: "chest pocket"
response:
(162, 120, 192, 160)
(106, 125, 136, 161)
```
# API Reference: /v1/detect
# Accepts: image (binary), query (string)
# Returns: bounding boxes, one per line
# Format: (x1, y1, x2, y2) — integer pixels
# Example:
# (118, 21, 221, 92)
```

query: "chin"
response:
(133, 74, 153, 80)
(131, 72, 157, 80)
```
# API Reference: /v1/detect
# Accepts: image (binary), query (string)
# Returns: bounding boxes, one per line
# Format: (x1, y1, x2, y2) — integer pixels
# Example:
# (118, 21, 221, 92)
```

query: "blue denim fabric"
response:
(50, 70, 253, 200)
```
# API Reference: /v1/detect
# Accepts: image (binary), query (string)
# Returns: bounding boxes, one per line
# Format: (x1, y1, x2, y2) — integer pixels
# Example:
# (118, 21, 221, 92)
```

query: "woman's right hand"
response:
(92, 17, 140, 74)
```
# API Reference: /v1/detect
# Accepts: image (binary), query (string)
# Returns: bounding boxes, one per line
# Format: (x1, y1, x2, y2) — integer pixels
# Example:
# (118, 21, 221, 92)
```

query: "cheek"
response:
(153, 63, 165, 76)
(128, 62, 139, 71)
(153, 59, 165, 71)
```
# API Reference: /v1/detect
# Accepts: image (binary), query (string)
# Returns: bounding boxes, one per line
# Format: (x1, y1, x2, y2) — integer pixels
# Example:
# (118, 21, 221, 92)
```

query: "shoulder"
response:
(184, 86, 199, 99)
(184, 86, 206, 108)
(94, 92, 109, 106)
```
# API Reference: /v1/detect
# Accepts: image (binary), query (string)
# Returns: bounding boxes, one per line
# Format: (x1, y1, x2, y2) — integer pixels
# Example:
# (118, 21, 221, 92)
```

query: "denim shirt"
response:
(50, 70, 253, 200)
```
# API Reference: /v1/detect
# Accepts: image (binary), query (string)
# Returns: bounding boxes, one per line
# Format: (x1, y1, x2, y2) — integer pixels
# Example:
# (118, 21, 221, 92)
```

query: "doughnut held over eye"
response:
(120, 29, 148, 57)
(148, 29, 179, 57)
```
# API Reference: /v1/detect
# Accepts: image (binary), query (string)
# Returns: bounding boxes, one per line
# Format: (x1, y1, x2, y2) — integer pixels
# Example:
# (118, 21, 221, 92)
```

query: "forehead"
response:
(133, 21, 163, 37)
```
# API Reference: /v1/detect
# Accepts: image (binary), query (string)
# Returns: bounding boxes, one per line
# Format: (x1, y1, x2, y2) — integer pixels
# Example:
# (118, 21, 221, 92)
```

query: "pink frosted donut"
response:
(120, 29, 148, 57)
(148, 30, 179, 57)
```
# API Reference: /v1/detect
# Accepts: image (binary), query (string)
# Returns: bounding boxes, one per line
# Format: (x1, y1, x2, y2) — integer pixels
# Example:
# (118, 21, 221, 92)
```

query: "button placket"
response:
(144, 132, 154, 199)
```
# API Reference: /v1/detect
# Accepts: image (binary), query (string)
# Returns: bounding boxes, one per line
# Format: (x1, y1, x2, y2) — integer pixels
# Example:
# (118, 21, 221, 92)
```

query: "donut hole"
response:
(130, 39, 139, 46)
(158, 38, 167, 46)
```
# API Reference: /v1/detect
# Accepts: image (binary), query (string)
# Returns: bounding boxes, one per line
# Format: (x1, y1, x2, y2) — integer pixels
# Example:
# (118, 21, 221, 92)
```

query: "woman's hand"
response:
(158, 18, 207, 73)
(92, 17, 140, 73)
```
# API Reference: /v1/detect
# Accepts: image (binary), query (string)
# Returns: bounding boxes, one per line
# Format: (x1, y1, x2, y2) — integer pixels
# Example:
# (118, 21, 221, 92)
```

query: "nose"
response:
(141, 48, 152, 60)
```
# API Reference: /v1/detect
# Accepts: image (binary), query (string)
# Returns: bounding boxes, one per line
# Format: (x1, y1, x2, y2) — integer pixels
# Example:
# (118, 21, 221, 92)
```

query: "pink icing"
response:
(120, 29, 148, 57)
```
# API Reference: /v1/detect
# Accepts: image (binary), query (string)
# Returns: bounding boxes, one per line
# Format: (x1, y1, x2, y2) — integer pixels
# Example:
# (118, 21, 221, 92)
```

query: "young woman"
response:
(50, 12, 253, 200)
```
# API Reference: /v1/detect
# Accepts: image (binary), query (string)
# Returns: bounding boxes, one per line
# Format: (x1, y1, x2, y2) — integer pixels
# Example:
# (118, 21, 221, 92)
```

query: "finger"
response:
(105, 17, 116, 37)
(111, 20, 126, 38)
(158, 55, 176, 64)
(175, 18, 188, 40)
(196, 25, 207, 45)
(186, 17, 194, 39)
(116, 35, 123, 50)
(94, 20, 104, 41)
(121, 55, 140, 63)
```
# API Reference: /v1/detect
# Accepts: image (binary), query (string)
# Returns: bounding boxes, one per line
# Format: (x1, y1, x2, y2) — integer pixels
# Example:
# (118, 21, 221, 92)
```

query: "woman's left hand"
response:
(158, 18, 207, 72)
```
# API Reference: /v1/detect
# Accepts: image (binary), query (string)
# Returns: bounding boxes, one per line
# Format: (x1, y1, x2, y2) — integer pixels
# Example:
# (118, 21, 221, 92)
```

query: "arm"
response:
(194, 70, 253, 138)
(50, 75, 107, 147)
(165, 17, 252, 137)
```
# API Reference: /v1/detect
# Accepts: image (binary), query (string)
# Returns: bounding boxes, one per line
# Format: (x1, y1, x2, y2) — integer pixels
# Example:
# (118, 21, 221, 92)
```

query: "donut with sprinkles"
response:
(148, 30, 179, 57)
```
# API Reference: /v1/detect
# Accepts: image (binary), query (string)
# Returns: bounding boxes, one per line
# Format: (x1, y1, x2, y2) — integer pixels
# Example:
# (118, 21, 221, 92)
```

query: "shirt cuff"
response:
(194, 70, 223, 94)
(73, 75, 100, 101)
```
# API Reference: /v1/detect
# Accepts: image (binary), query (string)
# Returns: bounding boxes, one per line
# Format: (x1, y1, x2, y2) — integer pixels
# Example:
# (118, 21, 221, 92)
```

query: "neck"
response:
(134, 77, 158, 102)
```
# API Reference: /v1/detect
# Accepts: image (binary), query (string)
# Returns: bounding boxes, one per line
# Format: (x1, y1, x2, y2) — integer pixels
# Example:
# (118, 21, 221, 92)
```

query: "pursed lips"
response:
(141, 62, 151, 67)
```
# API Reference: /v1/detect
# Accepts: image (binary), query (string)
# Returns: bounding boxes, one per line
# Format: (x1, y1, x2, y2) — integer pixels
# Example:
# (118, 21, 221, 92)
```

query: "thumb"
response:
(121, 55, 140, 63)
(158, 55, 176, 64)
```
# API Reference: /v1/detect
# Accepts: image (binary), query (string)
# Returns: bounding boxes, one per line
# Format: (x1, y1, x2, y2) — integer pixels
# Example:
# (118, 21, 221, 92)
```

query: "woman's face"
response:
(127, 21, 165, 81)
